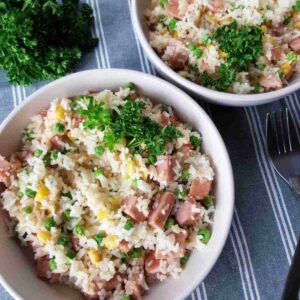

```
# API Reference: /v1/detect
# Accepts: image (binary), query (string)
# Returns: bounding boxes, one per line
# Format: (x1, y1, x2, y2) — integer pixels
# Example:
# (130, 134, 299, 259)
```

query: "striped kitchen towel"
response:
(0, 1, 299, 300)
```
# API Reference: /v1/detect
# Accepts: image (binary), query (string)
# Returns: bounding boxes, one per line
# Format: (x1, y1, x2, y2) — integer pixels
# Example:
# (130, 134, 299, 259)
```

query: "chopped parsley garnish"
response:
(286, 52, 297, 62)
(202, 195, 214, 209)
(175, 188, 186, 200)
(48, 259, 57, 272)
(186, 43, 203, 59)
(25, 188, 36, 198)
(121, 248, 142, 262)
(34, 149, 43, 158)
(283, 16, 292, 26)
(164, 217, 175, 230)
(0, 0, 98, 85)
(160, 0, 168, 6)
(94, 232, 105, 246)
(62, 209, 72, 221)
(50, 149, 59, 160)
(66, 249, 76, 259)
(293, 0, 300, 11)
(179, 169, 189, 183)
(58, 235, 70, 247)
(73, 224, 85, 236)
(122, 82, 136, 91)
(278, 70, 284, 78)
(61, 191, 72, 199)
(43, 217, 56, 231)
(75, 96, 111, 130)
(190, 135, 202, 150)
(24, 130, 34, 141)
(95, 145, 105, 157)
(124, 219, 134, 230)
(180, 254, 189, 266)
(212, 21, 263, 71)
(257, 63, 266, 71)
(253, 83, 261, 93)
(158, 14, 167, 24)
(94, 168, 104, 178)
(201, 63, 236, 91)
(21, 206, 33, 214)
(168, 18, 177, 32)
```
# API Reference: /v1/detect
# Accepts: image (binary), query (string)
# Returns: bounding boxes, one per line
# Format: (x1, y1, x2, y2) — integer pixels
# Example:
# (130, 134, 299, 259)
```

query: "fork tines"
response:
(266, 108, 300, 156)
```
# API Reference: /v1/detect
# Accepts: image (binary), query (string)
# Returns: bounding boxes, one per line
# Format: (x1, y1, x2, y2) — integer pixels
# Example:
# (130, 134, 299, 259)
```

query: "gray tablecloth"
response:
(0, 1, 299, 300)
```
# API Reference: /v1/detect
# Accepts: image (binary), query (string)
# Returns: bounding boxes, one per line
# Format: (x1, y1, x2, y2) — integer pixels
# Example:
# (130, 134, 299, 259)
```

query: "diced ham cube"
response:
(148, 192, 175, 229)
(0, 155, 12, 187)
(289, 36, 300, 53)
(155, 231, 187, 259)
(72, 114, 84, 128)
(155, 155, 175, 183)
(104, 274, 124, 291)
(144, 251, 161, 282)
(119, 240, 132, 253)
(260, 74, 283, 91)
(270, 23, 285, 36)
(16, 148, 30, 162)
(178, 143, 193, 159)
(36, 255, 60, 283)
(161, 112, 178, 126)
(189, 178, 212, 199)
(71, 235, 80, 251)
(123, 196, 147, 222)
(198, 60, 210, 73)
(162, 39, 189, 71)
(50, 135, 66, 152)
(130, 280, 144, 300)
(209, 0, 225, 12)
(165, 0, 180, 18)
(175, 201, 201, 226)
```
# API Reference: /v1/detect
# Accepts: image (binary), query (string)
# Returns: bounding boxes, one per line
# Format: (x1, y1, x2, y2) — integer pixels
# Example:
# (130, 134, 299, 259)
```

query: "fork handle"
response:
(289, 176, 300, 196)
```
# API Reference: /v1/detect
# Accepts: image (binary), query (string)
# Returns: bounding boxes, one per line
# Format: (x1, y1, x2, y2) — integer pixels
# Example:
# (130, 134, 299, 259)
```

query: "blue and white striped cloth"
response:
(0, 1, 299, 300)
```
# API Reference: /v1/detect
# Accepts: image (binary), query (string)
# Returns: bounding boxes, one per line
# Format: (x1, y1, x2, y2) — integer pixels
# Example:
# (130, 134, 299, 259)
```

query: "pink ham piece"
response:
(36, 255, 60, 283)
(260, 74, 283, 91)
(162, 39, 189, 71)
(160, 112, 178, 126)
(50, 135, 66, 152)
(71, 235, 80, 251)
(155, 231, 187, 259)
(189, 178, 212, 199)
(0, 155, 12, 187)
(123, 196, 147, 222)
(119, 240, 132, 253)
(289, 36, 300, 53)
(148, 192, 175, 229)
(72, 114, 84, 128)
(104, 274, 125, 291)
(144, 251, 161, 281)
(164, 0, 191, 19)
(209, 0, 225, 12)
(178, 143, 193, 159)
(175, 200, 201, 226)
(155, 155, 175, 183)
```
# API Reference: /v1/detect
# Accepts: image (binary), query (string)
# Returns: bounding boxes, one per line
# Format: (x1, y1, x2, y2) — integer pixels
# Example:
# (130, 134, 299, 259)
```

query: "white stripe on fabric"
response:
(252, 107, 297, 249)
(229, 231, 250, 300)
(87, 0, 107, 68)
(12, 87, 17, 108)
(200, 282, 208, 300)
(291, 93, 300, 111)
(234, 210, 260, 300)
(285, 95, 300, 140)
(203, 101, 260, 300)
(92, 0, 110, 68)
(192, 291, 197, 300)
(290, 94, 300, 126)
(195, 285, 203, 300)
(245, 108, 292, 263)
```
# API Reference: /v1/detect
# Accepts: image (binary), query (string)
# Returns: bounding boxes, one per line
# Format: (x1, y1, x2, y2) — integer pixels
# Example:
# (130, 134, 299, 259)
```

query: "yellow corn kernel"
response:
(88, 249, 101, 265)
(97, 209, 110, 222)
(280, 63, 292, 75)
(35, 184, 49, 202)
(260, 25, 267, 33)
(218, 50, 227, 58)
(159, 27, 168, 35)
(263, 35, 273, 45)
(171, 30, 178, 38)
(37, 230, 51, 244)
(54, 105, 65, 121)
(66, 131, 74, 141)
(295, 22, 300, 30)
(126, 160, 136, 175)
(207, 14, 215, 23)
(109, 197, 121, 209)
(104, 235, 118, 250)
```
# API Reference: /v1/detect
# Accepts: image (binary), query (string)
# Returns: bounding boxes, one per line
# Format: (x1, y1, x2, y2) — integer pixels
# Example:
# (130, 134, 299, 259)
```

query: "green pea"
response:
(25, 188, 36, 198)
(58, 235, 70, 247)
(94, 168, 104, 178)
(62, 209, 72, 221)
(34, 149, 43, 158)
(198, 228, 211, 244)
(50, 150, 59, 160)
(168, 18, 177, 32)
(94, 232, 105, 246)
(48, 259, 57, 271)
(73, 224, 85, 236)
(164, 217, 175, 230)
(54, 123, 65, 134)
(180, 254, 189, 266)
(21, 206, 33, 214)
(124, 220, 134, 231)
(202, 195, 214, 209)
(44, 217, 56, 231)
(66, 249, 76, 259)
(95, 146, 105, 157)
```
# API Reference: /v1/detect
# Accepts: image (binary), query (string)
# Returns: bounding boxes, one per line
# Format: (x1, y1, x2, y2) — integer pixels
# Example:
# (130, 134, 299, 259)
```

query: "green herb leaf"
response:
(168, 18, 177, 32)
(44, 217, 56, 231)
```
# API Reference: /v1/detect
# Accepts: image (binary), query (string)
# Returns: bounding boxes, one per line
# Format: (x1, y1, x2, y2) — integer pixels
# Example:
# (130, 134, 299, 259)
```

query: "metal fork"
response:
(266, 108, 300, 196)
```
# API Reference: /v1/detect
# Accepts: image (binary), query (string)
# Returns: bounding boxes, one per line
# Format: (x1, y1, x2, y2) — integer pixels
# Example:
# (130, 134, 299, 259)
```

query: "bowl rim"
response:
(0, 69, 234, 300)
(131, 0, 300, 107)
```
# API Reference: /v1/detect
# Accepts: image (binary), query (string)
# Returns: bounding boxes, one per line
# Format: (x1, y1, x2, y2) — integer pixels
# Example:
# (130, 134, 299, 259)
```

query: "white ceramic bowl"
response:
(132, 0, 300, 107)
(0, 69, 234, 300)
